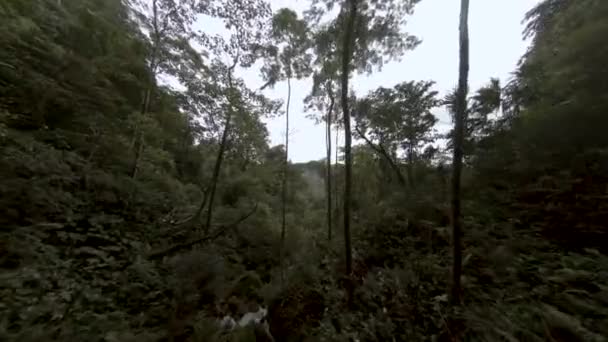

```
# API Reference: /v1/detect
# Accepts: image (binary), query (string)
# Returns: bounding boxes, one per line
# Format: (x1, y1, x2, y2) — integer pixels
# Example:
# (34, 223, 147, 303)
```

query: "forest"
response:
(1, 0, 607, 341)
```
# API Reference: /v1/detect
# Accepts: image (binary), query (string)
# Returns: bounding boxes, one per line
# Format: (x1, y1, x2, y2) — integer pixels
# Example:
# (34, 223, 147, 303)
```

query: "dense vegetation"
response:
(1, 0, 607, 341)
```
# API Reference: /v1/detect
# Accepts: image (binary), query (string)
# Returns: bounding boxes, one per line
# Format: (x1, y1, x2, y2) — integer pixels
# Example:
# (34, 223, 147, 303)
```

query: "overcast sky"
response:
(228, 0, 540, 162)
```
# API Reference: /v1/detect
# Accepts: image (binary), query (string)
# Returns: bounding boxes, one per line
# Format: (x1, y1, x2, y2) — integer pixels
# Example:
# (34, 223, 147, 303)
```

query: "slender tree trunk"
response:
(335, 127, 339, 166)
(334, 126, 340, 232)
(406, 145, 415, 188)
(130, 89, 151, 179)
(131, 0, 160, 179)
(450, 0, 470, 306)
(280, 76, 291, 284)
(341, 0, 357, 301)
(205, 60, 239, 233)
(191, 187, 209, 227)
(326, 84, 335, 241)
(204, 113, 232, 233)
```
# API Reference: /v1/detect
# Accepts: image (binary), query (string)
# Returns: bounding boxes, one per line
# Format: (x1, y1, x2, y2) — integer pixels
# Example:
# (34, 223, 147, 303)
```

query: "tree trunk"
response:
(131, 0, 160, 179)
(334, 126, 340, 233)
(450, 0, 470, 306)
(326, 83, 335, 241)
(130, 88, 151, 178)
(280, 76, 291, 283)
(205, 59, 239, 233)
(406, 145, 415, 188)
(335, 127, 339, 167)
(204, 113, 231, 233)
(341, 0, 357, 302)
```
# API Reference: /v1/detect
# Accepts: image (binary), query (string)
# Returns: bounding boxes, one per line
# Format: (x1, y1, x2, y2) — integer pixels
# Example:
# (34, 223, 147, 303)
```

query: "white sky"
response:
(209, 0, 541, 162)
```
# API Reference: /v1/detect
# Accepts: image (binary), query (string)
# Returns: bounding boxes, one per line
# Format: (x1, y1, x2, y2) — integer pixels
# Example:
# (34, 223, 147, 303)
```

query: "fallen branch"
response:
(146, 203, 258, 260)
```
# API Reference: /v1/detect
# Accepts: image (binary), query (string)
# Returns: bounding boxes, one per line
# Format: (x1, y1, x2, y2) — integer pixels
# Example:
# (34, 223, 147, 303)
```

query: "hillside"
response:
(2, 0, 608, 341)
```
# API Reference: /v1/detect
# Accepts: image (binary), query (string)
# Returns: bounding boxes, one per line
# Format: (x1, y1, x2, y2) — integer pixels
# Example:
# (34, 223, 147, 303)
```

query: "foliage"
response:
(355, 80, 439, 186)
(259, 8, 313, 88)
(306, 0, 422, 75)
(2, 0, 608, 341)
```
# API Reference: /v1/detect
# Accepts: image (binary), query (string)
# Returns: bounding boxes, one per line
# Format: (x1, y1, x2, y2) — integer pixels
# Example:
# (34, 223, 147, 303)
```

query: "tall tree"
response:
(305, 79, 338, 241)
(450, 0, 470, 305)
(325, 83, 336, 241)
(340, 0, 357, 291)
(335, 125, 340, 214)
(304, 23, 341, 242)
(259, 7, 312, 280)
(444, 78, 501, 160)
(355, 80, 439, 188)
(204, 58, 239, 233)
(202, 0, 272, 232)
(307, 0, 422, 293)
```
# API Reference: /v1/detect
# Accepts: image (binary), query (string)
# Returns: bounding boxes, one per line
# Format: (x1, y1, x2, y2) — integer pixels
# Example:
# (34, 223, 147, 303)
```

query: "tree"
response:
(355, 80, 439, 188)
(305, 0, 422, 300)
(128, 0, 204, 179)
(519, 0, 608, 159)
(340, 0, 357, 296)
(444, 78, 501, 160)
(471, 0, 608, 179)
(450, 0, 470, 305)
(0, 2, 260, 337)
(203, 58, 241, 233)
(259, 7, 313, 280)
(470, 0, 608, 254)
(199, 0, 273, 233)
(304, 23, 342, 242)
(325, 84, 337, 241)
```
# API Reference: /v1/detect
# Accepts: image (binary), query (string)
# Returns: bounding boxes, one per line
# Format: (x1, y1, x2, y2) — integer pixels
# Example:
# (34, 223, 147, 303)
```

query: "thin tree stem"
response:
(451, 0, 470, 306)
(205, 58, 239, 233)
(341, 0, 358, 304)
(326, 83, 335, 241)
(280, 76, 291, 284)
(130, 0, 161, 180)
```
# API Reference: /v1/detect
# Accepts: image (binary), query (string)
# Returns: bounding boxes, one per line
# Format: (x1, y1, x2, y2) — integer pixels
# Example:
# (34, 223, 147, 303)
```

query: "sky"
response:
(208, 0, 541, 162)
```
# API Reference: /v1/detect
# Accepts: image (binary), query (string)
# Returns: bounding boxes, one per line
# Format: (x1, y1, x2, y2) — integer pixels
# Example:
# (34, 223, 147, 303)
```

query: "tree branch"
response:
(259, 79, 275, 91)
(354, 125, 407, 187)
(147, 203, 258, 260)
